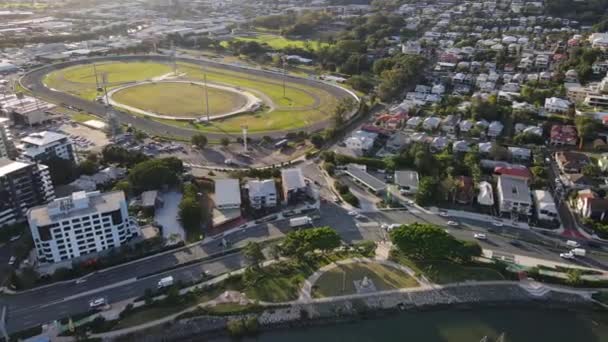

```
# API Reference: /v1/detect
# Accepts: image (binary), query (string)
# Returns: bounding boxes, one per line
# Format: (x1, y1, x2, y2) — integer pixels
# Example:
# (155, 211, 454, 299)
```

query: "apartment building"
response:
(247, 179, 277, 210)
(0, 158, 54, 227)
(0, 118, 11, 159)
(28, 190, 139, 264)
(19, 131, 77, 164)
(497, 175, 532, 217)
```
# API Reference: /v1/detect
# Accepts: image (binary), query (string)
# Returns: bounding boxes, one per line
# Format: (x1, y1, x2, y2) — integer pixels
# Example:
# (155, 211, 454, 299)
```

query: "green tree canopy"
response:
(128, 157, 183, 191)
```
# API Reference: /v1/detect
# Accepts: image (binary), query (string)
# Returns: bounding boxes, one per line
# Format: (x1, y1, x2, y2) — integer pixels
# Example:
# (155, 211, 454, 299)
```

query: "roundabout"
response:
(107, 80, 262, 121)
(21, 55, 359, 139)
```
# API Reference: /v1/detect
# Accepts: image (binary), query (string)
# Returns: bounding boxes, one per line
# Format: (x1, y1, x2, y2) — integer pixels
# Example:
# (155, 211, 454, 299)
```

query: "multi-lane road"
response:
(3, 163, 608, 334)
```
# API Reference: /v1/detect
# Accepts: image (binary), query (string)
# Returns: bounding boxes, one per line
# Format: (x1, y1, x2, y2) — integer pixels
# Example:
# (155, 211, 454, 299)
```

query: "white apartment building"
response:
(497, 175, 532, 217)
(19, 131, 77, 164)
(28, 191, 139, 264)
(247, 179, 277, 210)
(533, 190, 559, 222)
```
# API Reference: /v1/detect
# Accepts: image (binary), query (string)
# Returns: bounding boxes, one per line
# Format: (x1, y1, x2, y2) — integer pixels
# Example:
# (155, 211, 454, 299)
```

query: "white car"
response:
(8, 256, 16, 265)
(355, 214, 366, 220)
(492, 221, 504, 227)
(89, 298, 107, 310)
(560, 252, 575, 259)
(473, 233, 487, 240)
(75, 278, 87, 284)
(447, 221, 459, 226)
(348, 211, 358, 216)
(438, 212, 449, 217)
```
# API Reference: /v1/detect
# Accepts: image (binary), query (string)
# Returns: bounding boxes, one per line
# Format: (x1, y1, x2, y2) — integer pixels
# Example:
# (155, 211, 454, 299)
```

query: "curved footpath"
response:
(81, 257, 604, 341)
(20, 54, 360, 140)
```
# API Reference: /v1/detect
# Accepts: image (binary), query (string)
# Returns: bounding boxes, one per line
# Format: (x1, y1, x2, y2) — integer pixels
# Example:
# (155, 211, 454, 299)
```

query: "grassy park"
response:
(222, 34, 331, 51)
(311, 262, 419, 298)
(42, 60, 343, 133)
(112, 82, 245, 117)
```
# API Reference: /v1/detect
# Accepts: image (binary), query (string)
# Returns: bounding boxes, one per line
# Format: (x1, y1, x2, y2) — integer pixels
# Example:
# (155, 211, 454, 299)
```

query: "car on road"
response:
(8, 256, 16, 265)
(9, 235, 21, 242)
(355, 214, 366, 220)
(89, 298, 107, 310)
(473, 233, 487, 240)
(509, 240, 522, 247)
(438, 211, 449, 217)
(447, 221, 459, 226)
(75, 278, 87, 284)
(560, 252, 575, 259)
(492, 221, 504, 227)
(348, 211, 358, 216)
(566, 240, 580, 248)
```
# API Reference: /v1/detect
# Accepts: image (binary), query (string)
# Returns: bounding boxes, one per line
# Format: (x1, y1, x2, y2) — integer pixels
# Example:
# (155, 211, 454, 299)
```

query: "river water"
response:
(239, 308, 608, 342)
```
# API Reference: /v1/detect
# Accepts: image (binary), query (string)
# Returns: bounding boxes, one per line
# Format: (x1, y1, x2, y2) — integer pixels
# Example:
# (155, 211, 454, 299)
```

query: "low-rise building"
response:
(555, 151, 590, 174)
(550, 125, 578, 146)
(247, 179, 277, 210)
(533, 190, 558, 222)
(497, 175, 532, 217)
(345, 164, 386, 194)
(281, 168, 307, 204)
(214, 179, 241, 210)
(544, 97, 571, 114)
(0, 118, 11, 159)
(27, 190, 139, 264)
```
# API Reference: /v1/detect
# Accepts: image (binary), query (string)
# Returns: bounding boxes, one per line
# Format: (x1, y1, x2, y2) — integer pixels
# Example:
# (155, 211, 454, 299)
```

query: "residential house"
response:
(550, 125, 578, 146)
(247, 179, 277, 210)
(345, 130, 377, 153)
(406, 116, 422, 129)
(423, 116, 441, 131)
(214, 179, 242, 210)
(494, 166, 532, 180)
(533, 190, 558, 222)
(478, 142, 494, 154)
(508, 147, 531, 161)
(431, 136, 449, 151)
(394, 170, 419, 194)
(576, 190, 608, 221)
(555, 151, 590, 174)
(281, 168, 307, 204)
(453, 140, 470, 153)
(459, 120, 474, 133)
(487, 121, 504, 138)
(441, 115, 460, 133)
(544, 97, 571, 114)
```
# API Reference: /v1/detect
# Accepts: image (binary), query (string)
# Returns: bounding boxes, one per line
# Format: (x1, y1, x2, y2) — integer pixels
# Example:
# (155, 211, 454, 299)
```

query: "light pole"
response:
(281, 54, 286, 98)
(202, 65, 210, 122)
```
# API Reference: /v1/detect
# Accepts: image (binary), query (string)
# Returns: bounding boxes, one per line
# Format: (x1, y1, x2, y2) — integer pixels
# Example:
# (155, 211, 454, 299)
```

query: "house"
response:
(477, 181, 494, 206)
(141, 190, 162, 210)
(487, 121, 504, 138)
(423, 116, 441, 130)
(345, 130, 377, 152)
(455, 176, 474, 204)
(494, 166, 532, 180)
(431, 136, 449, 151)
(555, 151, 590, 174)
(497, 175, 533, 217)
(406, 116, 422, 129)
(577, 190, 608, 221)
(533, 190, 558, 222)
(453, 140, 470, 153)
(550, 125, 578, 146)
(281, 168, 307, 204)
(247, 179, 277, 210)
(459, 120, 474, 133)
(441, 115, 460, 133)
(394, 170, 419, 194)
(214, 179, 242, 210)
(508, 147, 531, 161)
(478, 142, 494, 154)
(544, 97, 571, 114)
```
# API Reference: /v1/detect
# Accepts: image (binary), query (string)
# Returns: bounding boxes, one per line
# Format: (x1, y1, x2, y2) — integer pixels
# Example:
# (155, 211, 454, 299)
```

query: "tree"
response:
(220, 137, 230, 147)
(513, 132, 545, 145)
(390, 223, 467, 261)
(333, 97, 356, 127)
(281, 226, 341, 258)
(575, 116, 601, 147)
(112, 180, 132, 196)
(310, 133, 325, 148)
(128, 158, 183, 191)
(243, 241, 264, 269)
(191, 134, 208, 149)
(415, 177, 438, 206)
(78, 159, 97, 175)
(102, 145, 148, 166)
(178, 196, 202, 237)
(489, 144, 510, 161)
(566, 268, 583, 286)
(582, 164, 602, 178)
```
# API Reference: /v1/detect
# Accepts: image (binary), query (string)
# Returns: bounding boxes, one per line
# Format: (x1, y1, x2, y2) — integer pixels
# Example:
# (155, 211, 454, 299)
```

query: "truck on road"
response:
(290, 216, 312, 228)
(571, 248, 586, 257)
(157, 276, 174, 289)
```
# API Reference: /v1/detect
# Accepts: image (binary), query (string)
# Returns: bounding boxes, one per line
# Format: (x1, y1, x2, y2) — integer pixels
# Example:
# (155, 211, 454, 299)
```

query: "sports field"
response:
(43, 60, 344, 133)
(221, 34, 330, 51)
(112, 82, 246, 117)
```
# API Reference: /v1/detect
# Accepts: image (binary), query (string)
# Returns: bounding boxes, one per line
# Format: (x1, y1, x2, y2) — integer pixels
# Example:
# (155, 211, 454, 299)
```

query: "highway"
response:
(20, 54, 356, 140)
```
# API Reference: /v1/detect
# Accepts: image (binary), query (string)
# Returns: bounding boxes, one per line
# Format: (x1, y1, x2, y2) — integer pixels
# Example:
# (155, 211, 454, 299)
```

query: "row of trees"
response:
(178, 183, 204, 241)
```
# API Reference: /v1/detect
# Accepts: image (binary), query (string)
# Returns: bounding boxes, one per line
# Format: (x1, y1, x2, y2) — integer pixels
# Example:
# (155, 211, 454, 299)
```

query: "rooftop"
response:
(345, 164, 386, 192)
(498, 175, 531, 203)
(281, 168, 306, 191)
(21, 131, 68, 146)
(214, 178, 241, 207)
(28, 190, 125, 226)
(0, 158, 30, 177)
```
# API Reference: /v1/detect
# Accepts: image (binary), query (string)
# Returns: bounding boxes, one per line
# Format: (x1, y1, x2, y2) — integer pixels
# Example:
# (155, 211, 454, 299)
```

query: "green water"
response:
(244, 308, 608, 342)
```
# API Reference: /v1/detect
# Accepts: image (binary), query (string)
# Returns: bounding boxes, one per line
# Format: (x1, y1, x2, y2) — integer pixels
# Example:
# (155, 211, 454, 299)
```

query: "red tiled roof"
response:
(494, 166, 532, 179)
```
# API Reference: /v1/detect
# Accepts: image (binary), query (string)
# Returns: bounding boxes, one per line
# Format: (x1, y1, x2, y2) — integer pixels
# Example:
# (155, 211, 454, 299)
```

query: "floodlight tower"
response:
(281, 54, 287, 98)
(241, 125, 248, 152)
(170, 40, 177, 75)
(92, 63, 99, 90)
(202, 65, 210, 122)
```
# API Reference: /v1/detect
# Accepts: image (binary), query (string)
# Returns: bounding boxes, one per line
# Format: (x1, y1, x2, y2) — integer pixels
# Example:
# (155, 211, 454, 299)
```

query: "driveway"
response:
(155, 191, 186, 242)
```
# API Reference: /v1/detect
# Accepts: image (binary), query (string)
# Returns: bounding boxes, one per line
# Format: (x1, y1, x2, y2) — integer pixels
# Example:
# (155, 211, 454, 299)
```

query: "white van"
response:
(566, 240, 580, 248)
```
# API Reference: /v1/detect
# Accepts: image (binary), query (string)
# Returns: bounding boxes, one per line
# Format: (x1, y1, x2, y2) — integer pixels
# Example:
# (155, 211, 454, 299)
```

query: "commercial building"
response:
(19, 131, 77, 164)
(0, 94, 55, 125)
(533, 190, 558, 222)
(247, 179, 277, 210)
(344, 164, 386, 194)
(281, 168, 307, 204)
(497, 175, 532, 217)
(0, 158, 54, 227)
(214, 179, 241, 210)
(394, 170, 419, 194)
(27, 190, 139, 264)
